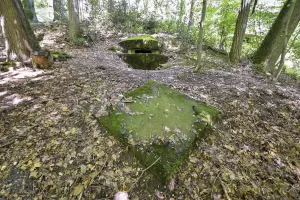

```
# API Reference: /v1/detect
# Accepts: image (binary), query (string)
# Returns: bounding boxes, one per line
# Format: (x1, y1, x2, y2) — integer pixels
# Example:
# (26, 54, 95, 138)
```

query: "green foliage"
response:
(35, 0, 48, 8)
(143, 15, 159, 34)
(157, 19, 178, 33)
(203, 0, 239, 49)
(51, 51, 71, 61)
(71, 38, 87, 46)
(291, 31, 300, 58)
(21, 0, 35, 20)
(285, 67, 300, 80)
(109, 5, 144, 33)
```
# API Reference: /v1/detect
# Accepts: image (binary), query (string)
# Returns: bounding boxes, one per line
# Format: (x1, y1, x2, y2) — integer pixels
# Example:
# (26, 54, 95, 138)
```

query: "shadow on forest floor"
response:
(0, 25, 299, 199)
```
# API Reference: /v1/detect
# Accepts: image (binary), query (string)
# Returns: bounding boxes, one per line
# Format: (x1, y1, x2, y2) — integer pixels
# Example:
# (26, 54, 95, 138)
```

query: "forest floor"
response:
(0, 25, 300, 199)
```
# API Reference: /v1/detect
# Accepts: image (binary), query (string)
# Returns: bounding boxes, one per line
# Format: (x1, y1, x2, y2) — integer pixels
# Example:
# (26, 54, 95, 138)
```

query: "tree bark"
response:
(274, 0, 295, 79)
(108, 0, 115, 13)
(188, 0, 196, 28)
(252, 0, 293, 63)
(0, 0, 40, 62)
(22, 0, 38, 22)
(229, 0, 253, 64)
(252, 0, 300, 73)
(90, 0, 100, 16)
(68, 0, 80, 42)
(177, 0, 185, 31)
(53, 0, 67, 21)
(195, 0, 207, 71)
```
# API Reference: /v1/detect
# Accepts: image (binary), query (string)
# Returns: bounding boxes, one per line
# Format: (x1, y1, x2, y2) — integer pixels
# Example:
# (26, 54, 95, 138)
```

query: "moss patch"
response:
(119, 54, 168, 70)
(123, 35, 156, 41)
(100, 81, 220, 183)
(108, 45, 121, 52)
(119, 35, 160, 50)
(51, 51, 71, 61)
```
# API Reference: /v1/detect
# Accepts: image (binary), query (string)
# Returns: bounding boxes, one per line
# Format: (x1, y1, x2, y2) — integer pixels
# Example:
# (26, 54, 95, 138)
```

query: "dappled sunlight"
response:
(0, 90, 8, 97)
(0, 93, 32, 109)
(28, 104, 42, 113)
(31, 75, 54, 81)
(0, 67, 49, 84)
(0, 0, 299, 199)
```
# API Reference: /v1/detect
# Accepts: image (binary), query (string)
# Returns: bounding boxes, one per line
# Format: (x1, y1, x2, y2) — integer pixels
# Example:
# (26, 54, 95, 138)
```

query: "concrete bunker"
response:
(118, 35, 168, 70)
(100, 81, 221, 184)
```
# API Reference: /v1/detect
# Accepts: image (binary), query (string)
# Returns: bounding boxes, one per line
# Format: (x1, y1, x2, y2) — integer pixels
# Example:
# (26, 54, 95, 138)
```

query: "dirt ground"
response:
(0, 26, 299, 199)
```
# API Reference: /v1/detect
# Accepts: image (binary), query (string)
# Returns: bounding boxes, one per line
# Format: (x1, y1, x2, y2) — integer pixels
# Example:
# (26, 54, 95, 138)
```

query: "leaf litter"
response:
(0, 24, 299, 199)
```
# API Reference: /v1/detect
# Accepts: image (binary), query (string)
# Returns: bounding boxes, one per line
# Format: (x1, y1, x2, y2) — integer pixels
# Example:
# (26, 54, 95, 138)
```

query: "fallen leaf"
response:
(72, 184, 84, 196)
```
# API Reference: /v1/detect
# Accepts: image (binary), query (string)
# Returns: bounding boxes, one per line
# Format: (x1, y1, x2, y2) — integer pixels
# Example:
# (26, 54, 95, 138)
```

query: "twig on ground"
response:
(94, 157, 161, 200)
(128, 156, 161, 192)
(219, 176, 231, 200)
(0, 140, 15, 148)
(211, 171, 222, 199)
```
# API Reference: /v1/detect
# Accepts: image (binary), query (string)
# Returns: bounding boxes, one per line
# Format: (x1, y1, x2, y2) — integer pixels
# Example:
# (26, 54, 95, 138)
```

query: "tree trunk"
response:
(22, 0, 38, 22)
(90, 0, 100, 17)
(229, 0, 253, 64)
(188, 0, 196, 28)
(177, 0, 185, 31)
(252, 0, 300, 73)
(53, 0, 67, 21)
(195, 0, 207, 71)
(0, 0, 40, 62)
(274, 0, 295, 79)
(68, 0, 80, 42)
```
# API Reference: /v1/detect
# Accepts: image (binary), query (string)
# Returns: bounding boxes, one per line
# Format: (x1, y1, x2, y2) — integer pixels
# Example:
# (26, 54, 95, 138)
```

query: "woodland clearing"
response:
(0, 24, 299, 199)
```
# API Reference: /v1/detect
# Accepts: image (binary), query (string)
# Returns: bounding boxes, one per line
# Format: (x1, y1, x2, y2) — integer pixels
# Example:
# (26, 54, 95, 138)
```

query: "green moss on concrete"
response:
(100, 81, 220, 183)
(108, 45, 121, 52)
(119, 35, 160, 50)
(120, 54, 168, 70)
(123, 35, 156, 41)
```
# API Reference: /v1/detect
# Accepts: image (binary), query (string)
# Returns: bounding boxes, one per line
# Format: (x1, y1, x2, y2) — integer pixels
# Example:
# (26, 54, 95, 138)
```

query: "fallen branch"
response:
(0, 140, 15, 148)
(211, 171, 222, 199)
(128, 157, 161, 192)
(95, 157, 161, 200)
(219, 176, 232, 200)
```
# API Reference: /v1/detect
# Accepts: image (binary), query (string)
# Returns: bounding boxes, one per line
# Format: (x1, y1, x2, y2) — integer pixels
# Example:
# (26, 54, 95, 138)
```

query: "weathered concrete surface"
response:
(100, 81, 220, 183)
(119, 54, 168, 70)
(119, 35, 160, 52)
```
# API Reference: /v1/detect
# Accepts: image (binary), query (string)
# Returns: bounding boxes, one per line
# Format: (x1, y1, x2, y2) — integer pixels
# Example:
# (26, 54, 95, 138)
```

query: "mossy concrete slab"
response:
(100, 81, 220, 184)
(119, 54, 168, 70)
(119, 35, 160, 51)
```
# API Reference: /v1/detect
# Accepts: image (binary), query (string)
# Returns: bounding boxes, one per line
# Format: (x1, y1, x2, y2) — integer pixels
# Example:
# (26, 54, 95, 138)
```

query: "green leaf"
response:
(224, 145, 235, 151)
(72, 184, 84, 196)
(30, 171, 39, 179)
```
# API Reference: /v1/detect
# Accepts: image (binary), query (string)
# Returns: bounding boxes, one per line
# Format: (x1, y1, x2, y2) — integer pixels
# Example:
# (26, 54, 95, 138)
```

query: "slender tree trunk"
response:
(252, 0, 300, 73)
(252, 0, 293, 64)
(229, 0, 253, 64)
(274, 0, 295, 80)
(108, 0, 115, 13)
(188, 0, 196, 28)
(90, 0, 100, 17)
(287, 28, 300, 53)
(53, 0, 67, 21)
(68, 0, 80, 42)
(177, 0, 185, 31)
(0, 0, 40, 62)
(22, 0, 38, 22)
(195, 0, 207, 71)
(219, 27, 226, 50)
